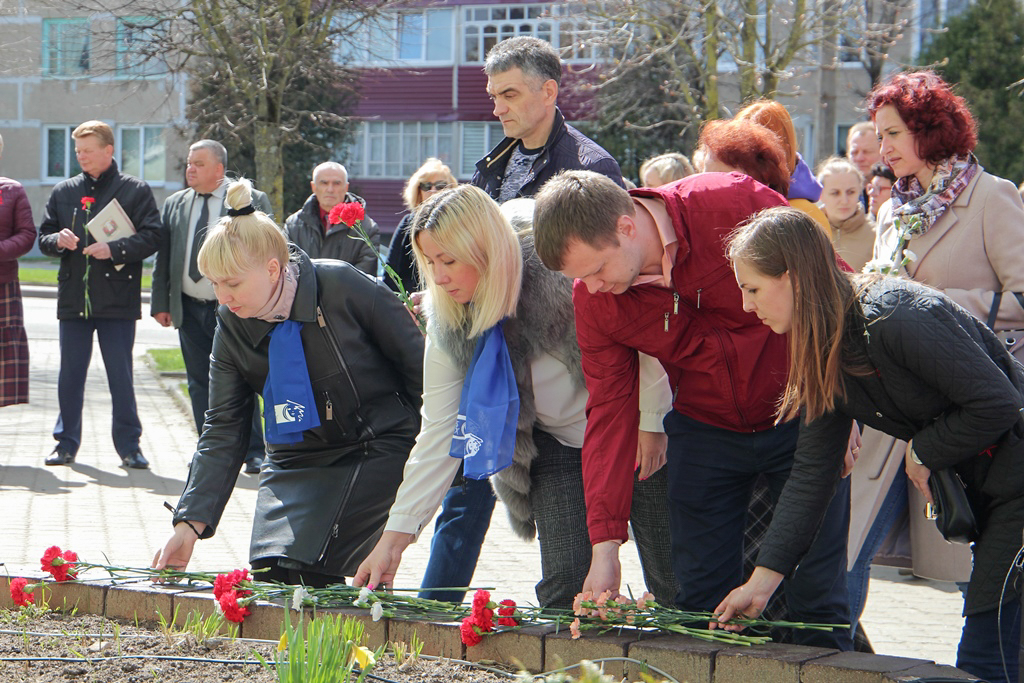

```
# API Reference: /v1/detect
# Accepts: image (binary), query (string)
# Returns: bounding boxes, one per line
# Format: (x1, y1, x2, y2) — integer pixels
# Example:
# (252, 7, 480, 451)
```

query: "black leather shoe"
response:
(45, 447, 75, 466)
(120, 450, 149, 469)
(244, 457, 263, 474)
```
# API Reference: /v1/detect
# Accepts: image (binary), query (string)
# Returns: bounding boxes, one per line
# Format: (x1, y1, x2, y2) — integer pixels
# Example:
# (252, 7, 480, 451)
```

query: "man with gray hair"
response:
(284, 161, 379, 274)
(472, 35, 624, 201)
(419, 36, 627, 605)
(151, 139, 271, 473)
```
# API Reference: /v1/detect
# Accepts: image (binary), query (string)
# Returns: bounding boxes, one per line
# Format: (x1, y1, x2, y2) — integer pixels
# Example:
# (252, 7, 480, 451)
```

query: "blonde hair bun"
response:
(226, 178, 255, 211)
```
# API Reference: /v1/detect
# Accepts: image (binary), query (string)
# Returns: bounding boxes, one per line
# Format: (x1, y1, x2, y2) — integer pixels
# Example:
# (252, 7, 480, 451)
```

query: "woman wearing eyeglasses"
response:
(385, 158, 457, 295)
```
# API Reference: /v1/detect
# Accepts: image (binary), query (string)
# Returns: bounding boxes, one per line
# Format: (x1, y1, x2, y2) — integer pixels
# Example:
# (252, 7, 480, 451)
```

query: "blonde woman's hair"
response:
(815, 155, 864, 186)
(727, 207, 873, 422)
(410, 185, 523, 338)
(639, 152, 694, 186)
(198, 178, 289, 281)
(402, 157, 457, 210)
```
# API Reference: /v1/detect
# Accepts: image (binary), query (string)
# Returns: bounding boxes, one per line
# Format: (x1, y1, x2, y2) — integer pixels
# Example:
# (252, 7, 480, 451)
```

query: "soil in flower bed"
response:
(0, 610, 517, 683)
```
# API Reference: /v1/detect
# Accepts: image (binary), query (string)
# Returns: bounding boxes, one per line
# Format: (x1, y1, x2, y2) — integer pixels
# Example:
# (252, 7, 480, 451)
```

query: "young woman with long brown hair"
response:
(722, 206, 1024, 683)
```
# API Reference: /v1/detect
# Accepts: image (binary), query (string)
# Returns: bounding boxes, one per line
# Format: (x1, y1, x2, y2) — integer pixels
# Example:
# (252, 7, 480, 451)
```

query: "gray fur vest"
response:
(427, 234, 584, 540)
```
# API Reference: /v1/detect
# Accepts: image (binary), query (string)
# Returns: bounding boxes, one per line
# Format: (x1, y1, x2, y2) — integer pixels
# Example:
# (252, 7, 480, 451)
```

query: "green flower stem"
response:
(48, 561, 841, 645)
(346, 220, 427, 334)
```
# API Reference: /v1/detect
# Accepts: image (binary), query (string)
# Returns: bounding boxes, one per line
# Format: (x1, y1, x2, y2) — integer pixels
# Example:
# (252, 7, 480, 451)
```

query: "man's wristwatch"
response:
(910, 446, 923, 465)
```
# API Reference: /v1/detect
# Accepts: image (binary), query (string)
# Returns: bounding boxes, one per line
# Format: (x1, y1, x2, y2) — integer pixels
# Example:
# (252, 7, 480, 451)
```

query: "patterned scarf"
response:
(890, 153, 980, 236)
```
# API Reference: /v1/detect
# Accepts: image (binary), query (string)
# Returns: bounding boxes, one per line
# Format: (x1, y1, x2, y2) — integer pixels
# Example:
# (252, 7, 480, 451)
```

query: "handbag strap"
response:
(986, 291, 1002, 329)
(985, 290, 1024, 329)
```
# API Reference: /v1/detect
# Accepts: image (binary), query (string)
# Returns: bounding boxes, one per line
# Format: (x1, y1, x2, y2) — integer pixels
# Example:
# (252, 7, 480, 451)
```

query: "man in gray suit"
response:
(151, 140, 271, 473)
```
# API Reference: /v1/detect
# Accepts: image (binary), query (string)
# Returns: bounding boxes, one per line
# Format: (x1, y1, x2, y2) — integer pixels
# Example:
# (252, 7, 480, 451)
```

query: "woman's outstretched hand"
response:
(711, 567, 784, 631)
(151, 522, 205, 578)
(353, 530, 415, 590)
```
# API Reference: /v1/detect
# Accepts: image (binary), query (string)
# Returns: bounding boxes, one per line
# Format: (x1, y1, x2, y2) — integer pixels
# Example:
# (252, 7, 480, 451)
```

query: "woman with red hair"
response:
(736, 100, 831, 234)
(850, 70, 1024, 679)
(698, 118, 790, 197)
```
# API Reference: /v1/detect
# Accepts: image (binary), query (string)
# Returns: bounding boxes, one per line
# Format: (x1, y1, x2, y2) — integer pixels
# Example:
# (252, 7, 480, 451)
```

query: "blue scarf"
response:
(450, 322, 520, 479)
(263, 320, 320, 444)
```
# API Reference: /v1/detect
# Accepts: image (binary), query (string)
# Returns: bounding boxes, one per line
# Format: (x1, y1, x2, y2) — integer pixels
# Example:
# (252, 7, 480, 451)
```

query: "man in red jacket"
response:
(533, 170, 853, 650)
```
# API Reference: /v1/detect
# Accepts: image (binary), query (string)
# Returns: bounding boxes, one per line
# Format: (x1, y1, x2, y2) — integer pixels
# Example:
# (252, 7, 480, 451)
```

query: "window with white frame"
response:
(337, 9, 454, 65)
(44, 126, 83, 180)
(119, 126, 166, 183)
(347, 121, 455, 178)
(42, 18, 90, 77)
(460, 121, 506, 177)
(462, 4, 606, 64)
(116, 17, 164, 77)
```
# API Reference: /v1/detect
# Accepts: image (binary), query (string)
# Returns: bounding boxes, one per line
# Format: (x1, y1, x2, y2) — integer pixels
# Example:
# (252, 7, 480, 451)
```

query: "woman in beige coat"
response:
(850, 70, 1024, 652)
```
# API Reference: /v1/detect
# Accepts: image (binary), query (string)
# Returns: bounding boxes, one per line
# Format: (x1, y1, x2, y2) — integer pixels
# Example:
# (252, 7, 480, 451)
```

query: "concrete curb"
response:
(0, 572, 979, 682)
(21, 284, 151, 303)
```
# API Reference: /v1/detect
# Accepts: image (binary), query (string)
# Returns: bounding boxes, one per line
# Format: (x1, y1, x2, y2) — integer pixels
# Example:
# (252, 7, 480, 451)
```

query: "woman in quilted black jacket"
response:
(722, 206, 1024, 683)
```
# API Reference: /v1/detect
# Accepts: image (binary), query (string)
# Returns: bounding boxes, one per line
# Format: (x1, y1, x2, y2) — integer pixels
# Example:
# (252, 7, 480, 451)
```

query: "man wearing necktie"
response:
(151, 140, 272, 473)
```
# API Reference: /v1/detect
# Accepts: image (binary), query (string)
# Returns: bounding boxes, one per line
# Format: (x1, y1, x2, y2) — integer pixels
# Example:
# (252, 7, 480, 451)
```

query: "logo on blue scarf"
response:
(452, 415, 484, 456)
(274, 399, 307, 424)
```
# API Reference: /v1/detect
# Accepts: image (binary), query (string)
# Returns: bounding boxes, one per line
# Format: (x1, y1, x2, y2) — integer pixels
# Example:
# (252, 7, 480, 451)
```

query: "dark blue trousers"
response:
(179, 295, 265, 461)
(54, 318, 141, 458)
(419, 476, 496, 603)
(958, 601, 1020, 683)
(664, 410, 853, 650)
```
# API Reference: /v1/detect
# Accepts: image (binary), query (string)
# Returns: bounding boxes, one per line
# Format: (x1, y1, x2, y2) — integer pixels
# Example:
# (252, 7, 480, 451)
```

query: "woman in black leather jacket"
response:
(721, 206, 1024, 683)
(153, 179, 423, 587)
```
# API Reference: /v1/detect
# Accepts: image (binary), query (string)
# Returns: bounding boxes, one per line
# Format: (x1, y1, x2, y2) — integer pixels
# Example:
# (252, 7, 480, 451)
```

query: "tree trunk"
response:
(254, 122, 284, 220)
(817, 0, 840, 163)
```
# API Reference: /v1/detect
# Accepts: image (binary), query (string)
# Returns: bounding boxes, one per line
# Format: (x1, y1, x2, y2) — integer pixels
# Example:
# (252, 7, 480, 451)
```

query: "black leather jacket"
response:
(174, 250, 424, 572)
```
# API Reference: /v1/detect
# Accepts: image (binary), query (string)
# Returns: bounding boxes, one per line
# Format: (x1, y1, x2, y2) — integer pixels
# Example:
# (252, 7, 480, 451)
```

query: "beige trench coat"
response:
(851, 169, 1024, 581)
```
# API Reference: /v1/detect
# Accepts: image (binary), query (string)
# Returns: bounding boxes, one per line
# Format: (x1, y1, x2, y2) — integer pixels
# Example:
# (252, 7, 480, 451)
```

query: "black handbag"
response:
(927, 468, 978, 544)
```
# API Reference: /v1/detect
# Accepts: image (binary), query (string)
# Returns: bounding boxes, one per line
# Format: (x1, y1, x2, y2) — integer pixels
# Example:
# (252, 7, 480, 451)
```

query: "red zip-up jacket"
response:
(574, 172, 790, 544)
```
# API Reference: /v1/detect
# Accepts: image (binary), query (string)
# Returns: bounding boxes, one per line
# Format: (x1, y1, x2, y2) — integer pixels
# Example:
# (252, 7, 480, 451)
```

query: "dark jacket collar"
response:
(482, 108, 566, 171)
(235, 248, 319, 348)
(83, 159, 120, 189)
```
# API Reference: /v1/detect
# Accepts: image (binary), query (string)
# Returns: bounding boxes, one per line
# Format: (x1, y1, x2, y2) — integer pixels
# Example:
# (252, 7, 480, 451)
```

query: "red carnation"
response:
(9, 578, 34, 607)
(80, 196, 95, 211)
(460, 617, 482, 646)
(497, 598, 519, 627)
(217, 589, 251, 623)
(40, 545, 78, 582)
(327, 201, 364, 228)
(469, 588, 495, 632)
(471, 588, 491, 613)
(213, 569, 252, 600)
(474, 607, 494, 632)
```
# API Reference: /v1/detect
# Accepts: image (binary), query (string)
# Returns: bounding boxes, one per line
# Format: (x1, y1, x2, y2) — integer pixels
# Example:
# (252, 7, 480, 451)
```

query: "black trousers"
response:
(179, 295, 264, 460)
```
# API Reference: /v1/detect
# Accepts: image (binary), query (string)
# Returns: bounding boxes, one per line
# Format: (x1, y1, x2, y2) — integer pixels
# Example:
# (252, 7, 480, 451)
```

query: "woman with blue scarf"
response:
(353, 185, 678, 610)
(153, 179, 424, 587)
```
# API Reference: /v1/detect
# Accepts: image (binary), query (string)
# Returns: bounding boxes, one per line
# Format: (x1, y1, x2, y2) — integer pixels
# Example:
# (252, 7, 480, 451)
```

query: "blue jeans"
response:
(957, 602, 1020, 683)
(847, 468, 908, 634)
(418, 476, 496, 603)
(664, 410, 853, 650)
(54, 318, 141, 457)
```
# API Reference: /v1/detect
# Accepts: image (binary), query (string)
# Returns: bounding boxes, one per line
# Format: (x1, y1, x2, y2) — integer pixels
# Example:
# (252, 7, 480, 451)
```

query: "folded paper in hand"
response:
(86, 198, 135, 271)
